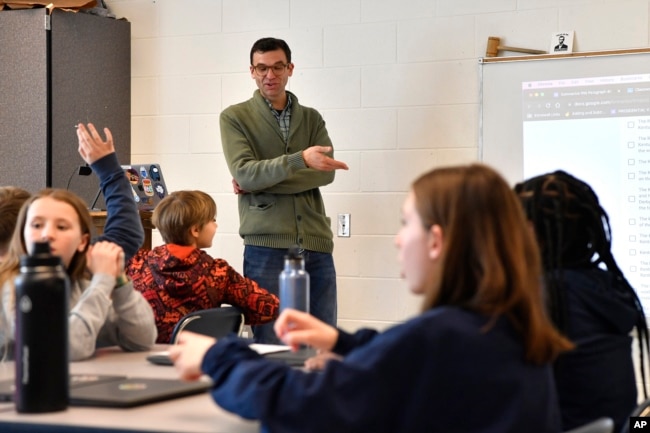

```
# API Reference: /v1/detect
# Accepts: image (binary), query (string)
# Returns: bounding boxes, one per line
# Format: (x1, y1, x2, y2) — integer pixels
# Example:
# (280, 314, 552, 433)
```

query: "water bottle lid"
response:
(285, 244, 303, 261)
(20, 241, 62, 267)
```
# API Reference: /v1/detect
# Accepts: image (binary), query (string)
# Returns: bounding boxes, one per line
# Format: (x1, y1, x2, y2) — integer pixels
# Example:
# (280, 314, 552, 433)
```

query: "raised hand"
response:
(77, 123, 115, 165)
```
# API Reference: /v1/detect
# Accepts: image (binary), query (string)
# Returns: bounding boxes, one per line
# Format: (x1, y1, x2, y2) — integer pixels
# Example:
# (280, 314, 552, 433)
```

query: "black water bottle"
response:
(279, 245, 310, 313)
(14, 241, 69, 413)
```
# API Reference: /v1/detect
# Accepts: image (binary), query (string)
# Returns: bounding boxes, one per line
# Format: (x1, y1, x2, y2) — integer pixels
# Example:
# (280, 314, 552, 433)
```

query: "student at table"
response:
(170, 163, 573, 433)
(127, 190, 279, 344)
(516, 170, 649, 432)
(0, 123, 156, 362)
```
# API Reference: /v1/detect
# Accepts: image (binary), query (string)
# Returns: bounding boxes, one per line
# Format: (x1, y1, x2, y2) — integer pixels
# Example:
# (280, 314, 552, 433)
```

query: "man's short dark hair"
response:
(250, 37, 292, 65)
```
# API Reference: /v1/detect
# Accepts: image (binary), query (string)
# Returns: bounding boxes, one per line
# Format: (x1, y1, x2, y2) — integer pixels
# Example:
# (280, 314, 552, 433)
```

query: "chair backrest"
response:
(169, 307, 244, 344)
(619, 397, 650, 433)
(563, 417, 615, 433)
(634, 398, 650, 417)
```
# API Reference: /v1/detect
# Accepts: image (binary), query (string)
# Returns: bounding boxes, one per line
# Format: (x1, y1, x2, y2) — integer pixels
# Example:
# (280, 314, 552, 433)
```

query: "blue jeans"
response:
(244, 245, 337, 344)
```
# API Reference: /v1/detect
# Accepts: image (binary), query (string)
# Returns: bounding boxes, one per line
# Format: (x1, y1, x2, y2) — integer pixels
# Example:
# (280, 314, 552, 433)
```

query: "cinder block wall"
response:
(106, 0, 650, 338)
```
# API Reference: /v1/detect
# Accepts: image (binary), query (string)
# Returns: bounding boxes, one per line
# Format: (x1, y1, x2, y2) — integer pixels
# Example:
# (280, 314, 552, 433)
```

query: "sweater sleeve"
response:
(95, 279, 157, 353)
(91, 153, 144, 261)
(69, 275, 156, 361)
(261, 109, 336, 195)
(200, 328, 419, 433)
(0, 281, 16, 357)
(261, 168, 335, 195)
(220, 99, 335, 195)
(68, 274, 115, 361)
(331, 327, 379, 355)
(210, 259, 279, 325)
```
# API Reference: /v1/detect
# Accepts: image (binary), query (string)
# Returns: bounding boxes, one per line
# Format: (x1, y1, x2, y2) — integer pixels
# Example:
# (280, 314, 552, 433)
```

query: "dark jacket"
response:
(552, 268, 639, 432)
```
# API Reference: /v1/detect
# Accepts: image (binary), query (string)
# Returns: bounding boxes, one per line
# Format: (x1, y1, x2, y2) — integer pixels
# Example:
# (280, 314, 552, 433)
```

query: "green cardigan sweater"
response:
(220, 90, 336, 253)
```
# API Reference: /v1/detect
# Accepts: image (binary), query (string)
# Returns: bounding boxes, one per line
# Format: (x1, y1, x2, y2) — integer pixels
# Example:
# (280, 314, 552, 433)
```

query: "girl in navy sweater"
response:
(170, 163, 572, 433)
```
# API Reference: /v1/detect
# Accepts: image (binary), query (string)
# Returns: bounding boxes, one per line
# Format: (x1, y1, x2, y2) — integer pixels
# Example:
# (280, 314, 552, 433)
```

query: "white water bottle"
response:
(279, 245, 309, 313)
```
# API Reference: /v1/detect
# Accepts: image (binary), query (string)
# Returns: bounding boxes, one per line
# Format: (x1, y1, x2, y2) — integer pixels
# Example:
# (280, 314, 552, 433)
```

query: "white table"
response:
(0, 345, 259, 433)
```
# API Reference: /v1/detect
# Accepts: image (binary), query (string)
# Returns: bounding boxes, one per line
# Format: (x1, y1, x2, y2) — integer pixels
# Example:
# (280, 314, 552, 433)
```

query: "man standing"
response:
(220, 37, 348, 343)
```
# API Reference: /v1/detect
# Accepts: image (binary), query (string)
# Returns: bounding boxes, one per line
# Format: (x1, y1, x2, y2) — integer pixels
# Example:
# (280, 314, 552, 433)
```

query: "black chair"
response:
(169, 307, 244, 344)
(563, 417, 614, 433)
(632, 398, 650, 417)
(619, 397, 650, 433)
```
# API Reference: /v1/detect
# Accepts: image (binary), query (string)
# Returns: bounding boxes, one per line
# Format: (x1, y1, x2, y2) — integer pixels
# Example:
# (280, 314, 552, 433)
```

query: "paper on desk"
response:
(249, 344, 291, 355)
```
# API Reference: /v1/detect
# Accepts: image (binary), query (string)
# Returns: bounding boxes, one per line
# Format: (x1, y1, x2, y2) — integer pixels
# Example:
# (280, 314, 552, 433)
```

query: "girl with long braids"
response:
(516, 170, 649, 432)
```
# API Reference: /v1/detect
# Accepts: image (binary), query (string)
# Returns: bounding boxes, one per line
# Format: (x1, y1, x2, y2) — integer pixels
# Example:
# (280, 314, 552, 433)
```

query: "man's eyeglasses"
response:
(252, 63, 289, 76)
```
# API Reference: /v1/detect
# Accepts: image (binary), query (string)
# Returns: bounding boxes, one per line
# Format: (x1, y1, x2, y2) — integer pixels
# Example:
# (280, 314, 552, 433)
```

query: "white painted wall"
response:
(104, 0, 650, 336)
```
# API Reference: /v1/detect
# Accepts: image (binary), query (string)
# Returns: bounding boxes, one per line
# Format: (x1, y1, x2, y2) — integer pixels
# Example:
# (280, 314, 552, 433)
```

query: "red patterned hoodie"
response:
(127, 244, 279, 343)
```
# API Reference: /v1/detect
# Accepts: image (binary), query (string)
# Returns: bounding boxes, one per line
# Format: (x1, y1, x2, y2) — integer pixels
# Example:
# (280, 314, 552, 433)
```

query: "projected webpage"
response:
(522, 73, 650, 311)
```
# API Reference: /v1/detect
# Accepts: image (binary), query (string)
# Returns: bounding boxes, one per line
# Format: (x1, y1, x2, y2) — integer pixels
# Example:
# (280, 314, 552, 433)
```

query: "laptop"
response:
(0, 374, 209, 408)
(122, 163, 169, 211)
(0, 374, 127, 402)
(87, 163, 169, 211)
(68, 377, 211, 408)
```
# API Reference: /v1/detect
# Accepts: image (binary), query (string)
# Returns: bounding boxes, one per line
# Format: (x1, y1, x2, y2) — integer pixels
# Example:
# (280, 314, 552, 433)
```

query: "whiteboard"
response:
(480, 48, 650, 184)
(479, 48, 650, 313)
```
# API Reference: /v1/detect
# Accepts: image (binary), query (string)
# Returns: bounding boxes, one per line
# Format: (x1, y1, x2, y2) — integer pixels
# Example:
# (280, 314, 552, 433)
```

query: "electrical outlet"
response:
(337, 213, 350, 237)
